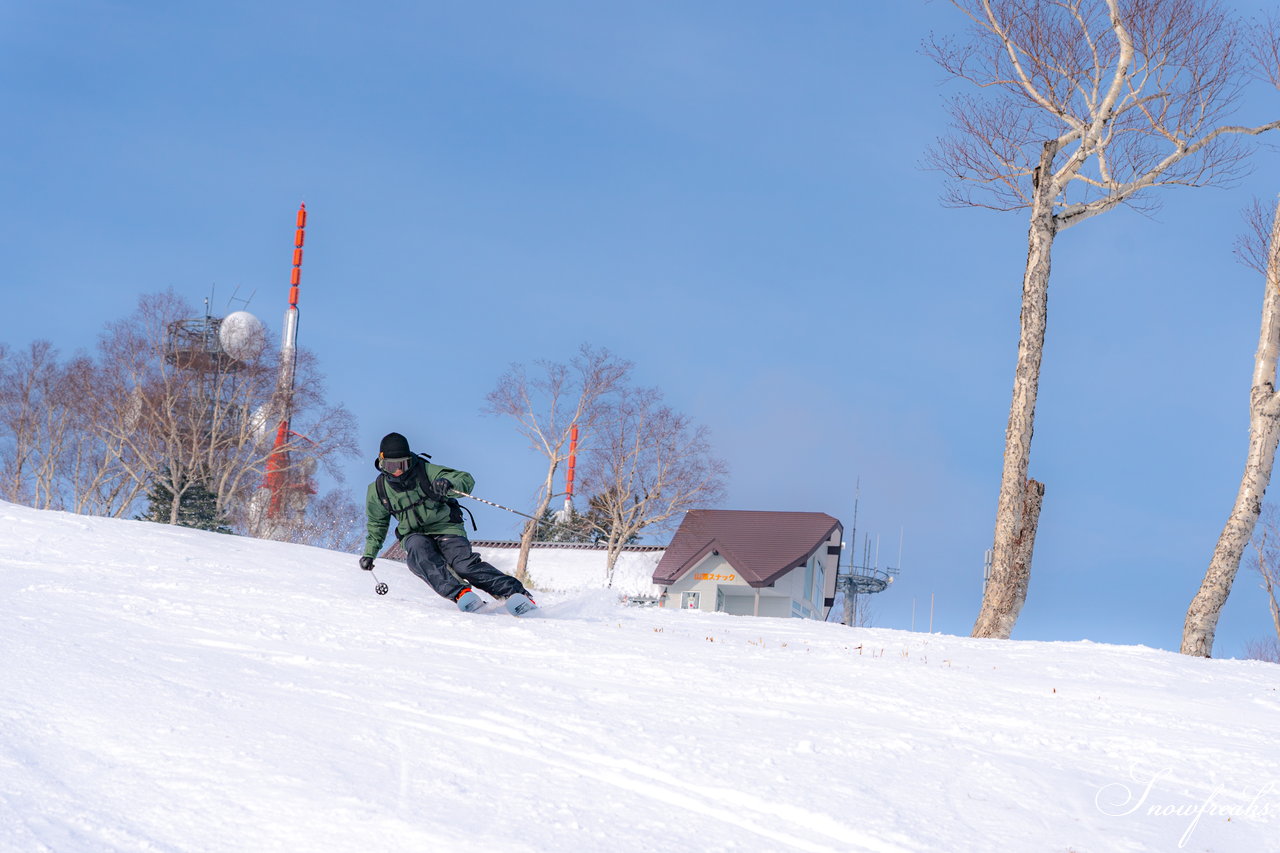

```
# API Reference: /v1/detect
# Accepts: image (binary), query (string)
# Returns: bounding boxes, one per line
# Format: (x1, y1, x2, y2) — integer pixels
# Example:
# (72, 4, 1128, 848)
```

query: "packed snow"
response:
(2, 501, 1278, 852)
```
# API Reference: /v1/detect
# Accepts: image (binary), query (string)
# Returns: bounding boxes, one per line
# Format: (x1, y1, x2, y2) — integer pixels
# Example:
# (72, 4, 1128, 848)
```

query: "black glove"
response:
(431, 477, 454, 500)
(359, 556, 375, 571)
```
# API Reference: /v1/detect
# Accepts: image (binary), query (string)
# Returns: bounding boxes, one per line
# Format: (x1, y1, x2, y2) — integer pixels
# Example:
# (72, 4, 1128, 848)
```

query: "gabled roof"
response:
(652, 509, 842, 588)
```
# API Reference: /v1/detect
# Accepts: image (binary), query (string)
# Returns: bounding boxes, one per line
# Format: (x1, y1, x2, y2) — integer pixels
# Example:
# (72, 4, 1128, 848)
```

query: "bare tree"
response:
(0, 341, 61, 506)
(93, 292, 238, 525)
(1244, 504, 1280, 650)
(579, 386, 728, 586)
(77, 291, 353, 528)
(219, 348, 359, 539)
(1243, 637, 1280, 663)
(0, 344, 149, 517)
(484, 344, 632, 583)
(262, 487, 366, 552)
(926, 0, 1280, 640)
(0, 342, 102, 511)
(30, 353, 80, 510)
(62, 356, 150, 518)
(0, 292, 356, 530)
(1241, 513, 1280, 662)
(1259, 546, 1280, 657)
(1183, 198, 1280, 655)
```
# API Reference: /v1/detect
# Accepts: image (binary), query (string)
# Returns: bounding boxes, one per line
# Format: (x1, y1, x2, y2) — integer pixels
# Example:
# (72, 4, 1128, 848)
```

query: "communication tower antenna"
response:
(226, 284, 257, 313)
(159, 281, 265, 519)
(831, 477, 901, 627)
(165, 286, 262, 374)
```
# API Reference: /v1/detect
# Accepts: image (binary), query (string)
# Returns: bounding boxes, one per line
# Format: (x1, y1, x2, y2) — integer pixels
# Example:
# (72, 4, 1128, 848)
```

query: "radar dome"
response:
(218, 311, 267, 361)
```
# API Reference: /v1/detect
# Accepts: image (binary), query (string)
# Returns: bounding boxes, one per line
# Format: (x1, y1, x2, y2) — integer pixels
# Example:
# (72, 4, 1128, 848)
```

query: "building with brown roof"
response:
(652, 509, 843, 619)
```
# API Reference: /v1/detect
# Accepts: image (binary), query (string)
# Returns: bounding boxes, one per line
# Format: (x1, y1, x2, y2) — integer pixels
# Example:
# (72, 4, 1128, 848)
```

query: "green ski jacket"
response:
(362, 459, 476, 559)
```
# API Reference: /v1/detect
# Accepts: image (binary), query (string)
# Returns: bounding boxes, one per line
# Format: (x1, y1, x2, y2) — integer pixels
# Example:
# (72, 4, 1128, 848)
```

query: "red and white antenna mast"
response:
(265, 203, 306, 519)
(564, 423, 578, 514)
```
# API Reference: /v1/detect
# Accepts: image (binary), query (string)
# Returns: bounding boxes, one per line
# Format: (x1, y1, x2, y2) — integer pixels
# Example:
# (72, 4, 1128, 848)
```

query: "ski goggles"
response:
(379, 454, 413, 473)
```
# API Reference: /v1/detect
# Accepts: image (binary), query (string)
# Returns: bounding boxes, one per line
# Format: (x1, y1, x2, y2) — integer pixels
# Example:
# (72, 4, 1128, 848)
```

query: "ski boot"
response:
(504, 591, 537, 616)
(455, 587, 483, 613)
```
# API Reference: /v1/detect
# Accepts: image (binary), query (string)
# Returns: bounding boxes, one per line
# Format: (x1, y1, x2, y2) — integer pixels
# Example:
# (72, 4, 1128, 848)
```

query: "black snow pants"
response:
(401, 533, 525, 601)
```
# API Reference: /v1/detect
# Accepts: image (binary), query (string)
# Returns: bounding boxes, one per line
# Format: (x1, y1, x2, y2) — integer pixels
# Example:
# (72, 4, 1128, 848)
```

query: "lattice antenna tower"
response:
(831, 479, 902, 627)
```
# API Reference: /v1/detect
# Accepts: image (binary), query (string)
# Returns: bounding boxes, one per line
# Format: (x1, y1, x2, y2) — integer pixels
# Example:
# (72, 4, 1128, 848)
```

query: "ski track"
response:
(374, 700, 909, 853)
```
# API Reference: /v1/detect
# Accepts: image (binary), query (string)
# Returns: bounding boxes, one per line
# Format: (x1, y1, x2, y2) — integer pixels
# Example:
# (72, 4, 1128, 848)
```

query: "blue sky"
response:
(3, 1, 1279, 656)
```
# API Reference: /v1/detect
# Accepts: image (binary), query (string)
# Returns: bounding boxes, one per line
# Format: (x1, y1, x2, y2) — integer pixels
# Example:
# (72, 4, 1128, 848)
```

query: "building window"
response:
(681, 592, 700, 610)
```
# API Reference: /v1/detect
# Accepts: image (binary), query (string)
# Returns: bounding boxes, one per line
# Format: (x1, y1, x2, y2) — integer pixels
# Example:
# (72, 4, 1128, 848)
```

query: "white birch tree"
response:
(926, 0, 1280, 639)
(484, 344, 631, 583)
(578, 386, 728, 586)
(1182, 198, 1280, 656)
(0, 291, 356, 528)
(59, 356, 149, 518)
(1254, 522, 1280, 654)
(0, 341, 59, 506)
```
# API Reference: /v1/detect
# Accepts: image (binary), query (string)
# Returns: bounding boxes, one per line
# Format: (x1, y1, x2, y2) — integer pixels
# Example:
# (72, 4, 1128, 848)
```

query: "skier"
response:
(359, 432, 536, 614)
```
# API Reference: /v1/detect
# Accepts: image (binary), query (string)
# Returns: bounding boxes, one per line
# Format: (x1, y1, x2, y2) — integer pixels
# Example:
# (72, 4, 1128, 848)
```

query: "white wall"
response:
(472, 546, 664, 597)
(663, 552, 751, 611)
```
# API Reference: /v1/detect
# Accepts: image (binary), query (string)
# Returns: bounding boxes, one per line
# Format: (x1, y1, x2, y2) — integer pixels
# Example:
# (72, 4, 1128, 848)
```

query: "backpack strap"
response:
(374, 474, 393, 514)
(454, 499, 478, 532)
(375, 461, 475, 531)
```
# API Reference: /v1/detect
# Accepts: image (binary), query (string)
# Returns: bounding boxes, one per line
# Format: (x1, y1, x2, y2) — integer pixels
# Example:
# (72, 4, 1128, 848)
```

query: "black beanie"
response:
(379, 432, 412, 458)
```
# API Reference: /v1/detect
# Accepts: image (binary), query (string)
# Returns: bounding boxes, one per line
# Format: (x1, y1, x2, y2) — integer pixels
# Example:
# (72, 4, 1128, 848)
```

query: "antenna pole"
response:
(836, 478, 904, 628)
(564, 423, 578, 514)
(266, 202, 307, 520)
(841, 478, 861, 627)
(850, 477, 860, 559)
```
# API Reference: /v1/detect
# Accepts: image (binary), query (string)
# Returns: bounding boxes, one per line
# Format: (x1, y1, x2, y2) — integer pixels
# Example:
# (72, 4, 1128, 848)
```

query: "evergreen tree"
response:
(532, 492, 641, 546)
(138, 469, 232, 533)
(532, 506, 597, 544)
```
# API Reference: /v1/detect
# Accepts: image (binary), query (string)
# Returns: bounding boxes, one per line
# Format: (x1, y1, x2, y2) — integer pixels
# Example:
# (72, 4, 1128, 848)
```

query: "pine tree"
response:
(533, 506, 597, 544)
(138, 469, 233, 533)
(532, 493, 641, 546)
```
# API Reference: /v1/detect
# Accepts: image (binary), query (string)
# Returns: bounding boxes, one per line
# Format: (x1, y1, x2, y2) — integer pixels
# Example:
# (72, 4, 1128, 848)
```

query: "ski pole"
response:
(449, 489, 539, 521)
(450, 489, 588, 535)
(371, 569, 388, 595)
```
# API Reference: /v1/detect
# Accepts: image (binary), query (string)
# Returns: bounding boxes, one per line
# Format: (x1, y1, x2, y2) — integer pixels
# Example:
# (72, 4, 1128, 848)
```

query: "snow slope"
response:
(2, 501, 1278, 853)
